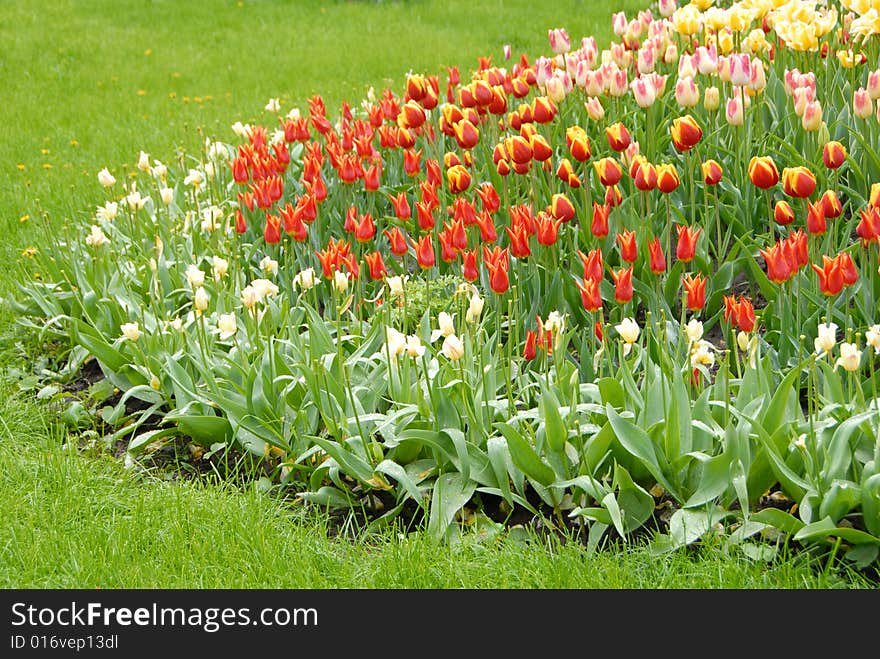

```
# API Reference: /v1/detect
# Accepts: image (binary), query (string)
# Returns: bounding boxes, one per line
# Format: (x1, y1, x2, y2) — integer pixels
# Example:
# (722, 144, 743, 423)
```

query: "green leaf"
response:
(69, 318, 128, 372)
(494, 422, 555, 487)
(427, 472, 476, 540)
(684, 447, 733, 508)
(486, 436, 513, 507)
(539, 380, 567, 456)
(374, 459, 427, 509)
(862, 473, 880, 537)
(127, 428, 177, 455)
(668, 508, 713, 547)
(606, 404, 679, 499)
(601, 492, 625, 539)
(597, 377, 625, 409)
(794, 517, 880, 546)
(613, 463, 654, 533)
(175, 414, 233, 447)
(749, 508, 805, 535)
(306, 435, 374, 484)
(821, 411, 874, 486)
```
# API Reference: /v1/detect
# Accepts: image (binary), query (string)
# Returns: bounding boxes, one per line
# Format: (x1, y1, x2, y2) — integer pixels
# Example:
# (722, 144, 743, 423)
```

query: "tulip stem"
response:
(665, 195, 672, 274)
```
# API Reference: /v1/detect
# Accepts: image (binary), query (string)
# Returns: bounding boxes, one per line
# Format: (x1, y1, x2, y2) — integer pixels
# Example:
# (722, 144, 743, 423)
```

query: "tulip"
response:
(550, 193, 576, 223)
(854, 88, 873, 119)
(98, 167, 116, 187)
(506, 224, 531, 259)
(263, 214, 281, 244)
(384, 227, 409, 256)
(585, 97, 604, 121)
(591, 202, 610, 238)
(523, 330, 538, 360)
(548, 27, 571, 54)
(576, 277, 603, 312)
(675, 224, 701, 262)
(701, 159, 723, 185)
(774, 200, 795, 226)
(389, 192, 411, 221)
(674, 76, 700, 108)
(293, 267, 316, 291)
(812, 255, 845, 296)
(438, 229, 458, 263)
(872, 183, 880, 209)
(866, 325, 880, 355)
(217, 314, 237, 340)
(725, 93, 745, 126)
(532, 96, 557, 123)
(820, 190, 842, 220)
(606, 122, 632, 152)
(822, 141, 847, 169)
(593, 157, 622, 187)
(617, 230, 638, 263)
(605, 185, 623, 207)
(648, 237, 665, 275)
(466, 292, 484, 323)
(354, 213, 376, 243)
(782, 166, 817, 198)
(461, 248, 479, 281)
(682, 273, 707, 311)
(748, 156, 779, 189)
(656, 163, 680, 194)
(856, 207, 880, 244)
(632, 159, 657, 191)
(566, 126, 591, 162)
(806, 201, 826, 236)
(704, 86, 720, 111)
(556, 158, 582, 188)
(536, 213, 562, 246)
(193, 286, 209, 314)
(630, 77, 656, 108)
(760, 244, 791, 284)
(411, 234, 436, 269)
(839, 252, 858, 287)
(670, 114, 702, 152)
(453, 120, 480, 149)
(578, 248, 604, 282)
(814, 322, 838, 355)
(364, 251, 387, 280)
(120, 322, 140, 342)
(616, 317, 640, 345)
(801, 100, 822, 132)
(836, 342, 862, 372)
(441, 334, 465, 360)
(403, 149, 421, 177)
(446, 164, 471, 193)
(612, 266, 634, 303)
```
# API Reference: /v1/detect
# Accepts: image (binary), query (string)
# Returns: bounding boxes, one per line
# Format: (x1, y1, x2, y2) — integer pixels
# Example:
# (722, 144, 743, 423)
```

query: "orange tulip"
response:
(389, 192, 411, 221)
(656, 163, 681, 193)
(462, 247, 479, 281)
(594, 157, 622, 186)
(670, 114, 703, 152)
(532, 96, 558, 123)
(748, 156, 779, 189)
(398, 99, 426, 129)
(505, 135, 533, 164)
(612, 266, 634, 303)
(453, 119, 480, 149)
(476, 210, 498, 243)
(675, 224, 701, 262)
(856, 207, 880, 244)
(263, 213, 281, 244)
(354, 212, 376, 243)
(529, 133, 553, 162)
(782, 166, 817, 198)
(506, 224, 532, 259)
(438, 228, 459, 263)
(822, 141, 847, 169)
(701, 159, 723, 185)
(578, 248, 604, 282)
(535, 212, 562, 246)
(606, 122, 632, 152)
(605, 185, 623, 207)
(839, 252, 859, 287)
(632, 159, 658, 192)
(682, 272, 707, 311)
(403, 149, 421, 177)
(523, 330, 538, 360)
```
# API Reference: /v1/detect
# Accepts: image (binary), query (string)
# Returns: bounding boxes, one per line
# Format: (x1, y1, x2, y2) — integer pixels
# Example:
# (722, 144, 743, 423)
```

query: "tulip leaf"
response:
(175, 414, 233, 448)
(374, 459, 427, 509)
(427, 472, 476, 540)
(794, 517, 880, 546)
(820, 411, 874, 487)
(539, 380, 567, 456)
(495, 422, 555, 487)
(749, 508, 805, 535)
(613, 463, 654, 533)
(684, 446, 734, 508)
(862, 474, 880, 537)
(606, 404, 679, 499)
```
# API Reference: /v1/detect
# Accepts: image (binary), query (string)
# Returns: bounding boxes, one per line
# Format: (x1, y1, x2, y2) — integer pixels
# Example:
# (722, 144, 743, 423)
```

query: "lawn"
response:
(1, 0, 877, 588)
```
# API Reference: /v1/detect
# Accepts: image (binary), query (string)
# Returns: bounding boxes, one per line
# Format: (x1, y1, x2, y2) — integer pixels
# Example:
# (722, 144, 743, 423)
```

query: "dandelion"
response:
(120, 321, 140, 342)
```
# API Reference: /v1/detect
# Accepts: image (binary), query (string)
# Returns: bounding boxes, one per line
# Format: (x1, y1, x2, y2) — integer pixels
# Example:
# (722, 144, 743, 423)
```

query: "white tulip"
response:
(616, 317, 640, 344)
(685, 318, 703, 345)
(387, 275, 407, 298)
(137, 150, 151, 172)
(333, 270, 349, 294)
(159, 187, 174, 206)
(814, 322, 838, 356)
(212, 256, 229, 281)
(120, 322, 140, 342)
(260, 255, 279, 275)
(265, 97, 281, 112)
(241, 285, 259, 310)
(96, 201, 118, 222)
(406, 335, 426, 358)
(97, 167, 116, 187)
(690, 340, 715, 368)
(836, 342, 862, 372)
(441, 334, 465, 360)
(544, 310, 565, 335)
(250, 278, 279, 300)
(85, 225, 108, 248)
(438, 312, 455, 337)
(217, 313, 237, 340)
(185, 264, 205, 288)
(466, 293, 485, 323)
(193, 287, 209, 314)
(866, 325, 880, 354)
(184, 168, 204, 189)
(385, 327, 406, 359)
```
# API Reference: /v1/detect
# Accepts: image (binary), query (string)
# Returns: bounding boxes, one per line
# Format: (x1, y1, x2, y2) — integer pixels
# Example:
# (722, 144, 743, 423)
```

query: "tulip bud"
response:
(120, 322, 140, 342)
(98, 167, 116, 187)
(193, 287, 209, 314)
(333, 270, 349, 294)
(836, 342, 862, 372)
(822, 141, 847, 169)
(801, 100, 822, 132)
(703, 86, 720, 111)
(774, 200, 795, 226)
(854, 88, 873, 119)
(814, 322, 838, 355)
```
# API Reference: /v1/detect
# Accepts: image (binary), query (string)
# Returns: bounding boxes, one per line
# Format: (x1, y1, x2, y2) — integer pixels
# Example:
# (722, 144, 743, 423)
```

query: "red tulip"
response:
(438, 228, 459, 263)
(605, 185, 623, 207)
(505, 135, 533, 164)
(354, 213, 376, 243)
(856, 207, 880, 244)
(760, 243, 791, 283)
(566, 125, 591, 162)
(476, 210, 498, 243)
(675, 224, 701, 262)
(632, 159, 657, 192)
(748, 156, 779, 189)
(701, 159, 723, 186)
(235, 209, 248, 234)
(550, 193, 576, 223)
(462, 247, 479, 281)
(453, 119, 480, 149)
(820, 190, 842, 219)
(782, 166, 817, 198)
(656, 163, 681, 194)
(648, 237, 666, 275)
(682, 273, 707, 311)
(446, 164, 471, 193)
(506, 224, 532, 259)
(606, 122, 632, 152)
(403, 149, 422, 177)
(524, 330, 538, 360)
(822, 141, 847, 169)
(670, 114, 702, 152)
(617, 230, 638, 263)
(364, 251, 387, 280)
(556, 158, 582, 188)
(263, 213, 281, 244)
(838, 252, 858, 287)
(576, 277, 603, 312)
(529, 133, 553, 162)
(410, 234, 436, 269)
(611, 266, 634, 303)
(384, 227, 409, 256)
(532, 95, 557, 123)
(812, 255, 844, 296)
(594, 157, 622, 186)
(578, 248, 604, 282)
(806, 200, 826, 235)
(364, 163, 381, 191)
(591, 202, 610, 238)
(389, 192, 411, 221)
(477, 182, 500, 214)
(774, 200, 795, 226)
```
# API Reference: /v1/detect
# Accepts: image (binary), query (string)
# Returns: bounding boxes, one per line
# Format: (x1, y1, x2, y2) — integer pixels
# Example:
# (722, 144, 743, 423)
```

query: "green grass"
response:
(0, 0, 872, 588)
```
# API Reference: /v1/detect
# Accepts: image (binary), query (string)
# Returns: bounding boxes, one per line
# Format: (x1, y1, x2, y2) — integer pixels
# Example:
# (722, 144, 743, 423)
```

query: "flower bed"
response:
(13, 0, 880, 567)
